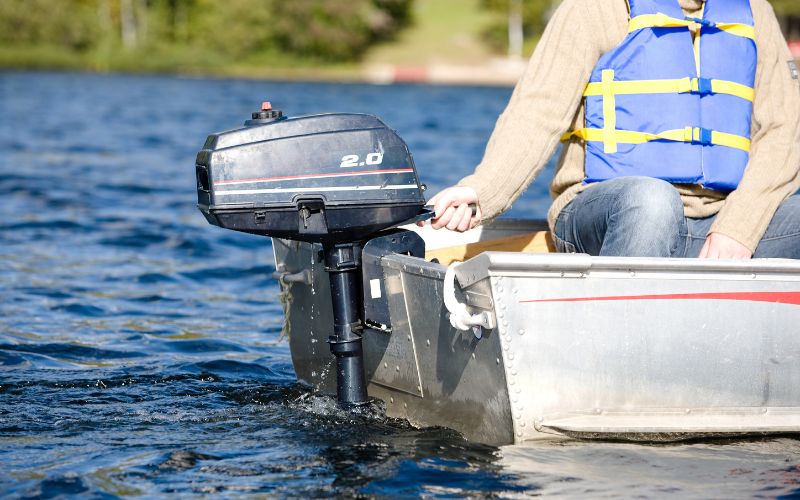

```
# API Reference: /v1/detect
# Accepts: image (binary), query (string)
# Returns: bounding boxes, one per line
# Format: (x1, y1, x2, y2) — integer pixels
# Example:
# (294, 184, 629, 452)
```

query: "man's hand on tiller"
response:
(419, 186, 482, 232)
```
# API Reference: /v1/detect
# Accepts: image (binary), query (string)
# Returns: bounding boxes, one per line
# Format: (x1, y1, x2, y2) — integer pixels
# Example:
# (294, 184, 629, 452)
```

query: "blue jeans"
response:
(553, 176, 800, 258)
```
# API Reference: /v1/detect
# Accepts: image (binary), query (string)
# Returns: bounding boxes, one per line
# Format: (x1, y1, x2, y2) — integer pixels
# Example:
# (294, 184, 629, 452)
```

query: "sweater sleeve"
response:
(708, 0, 800, 252)
(457, 0, 611, 221)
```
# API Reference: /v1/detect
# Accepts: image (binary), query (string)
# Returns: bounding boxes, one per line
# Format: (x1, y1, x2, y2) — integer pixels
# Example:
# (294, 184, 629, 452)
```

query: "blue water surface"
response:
(1, 71, 799, 498)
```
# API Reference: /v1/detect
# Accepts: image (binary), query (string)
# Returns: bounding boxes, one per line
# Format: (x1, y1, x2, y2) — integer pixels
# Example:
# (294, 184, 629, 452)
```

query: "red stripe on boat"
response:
(215, 168, 414, 186)
(520, 291, 800, 306)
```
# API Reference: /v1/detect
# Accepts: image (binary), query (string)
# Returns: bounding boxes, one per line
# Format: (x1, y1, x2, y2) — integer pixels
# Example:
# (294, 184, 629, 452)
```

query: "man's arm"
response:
(705, 0, 800, 256)
(430, 0, 620, 230)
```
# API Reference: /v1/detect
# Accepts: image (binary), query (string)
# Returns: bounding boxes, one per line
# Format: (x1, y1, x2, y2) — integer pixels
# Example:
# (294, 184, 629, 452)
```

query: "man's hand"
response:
(698, 232, 752, 259)
(419, 186, 482, 232)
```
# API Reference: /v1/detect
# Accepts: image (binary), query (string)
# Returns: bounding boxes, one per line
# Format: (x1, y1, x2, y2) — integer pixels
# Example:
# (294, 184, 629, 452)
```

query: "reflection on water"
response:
(501, 439, 800, 497)
(1, 71, 799, 497)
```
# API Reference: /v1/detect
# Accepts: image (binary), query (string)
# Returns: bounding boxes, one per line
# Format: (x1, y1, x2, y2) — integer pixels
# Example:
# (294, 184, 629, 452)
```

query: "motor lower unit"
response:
(196, 102, 431, 406)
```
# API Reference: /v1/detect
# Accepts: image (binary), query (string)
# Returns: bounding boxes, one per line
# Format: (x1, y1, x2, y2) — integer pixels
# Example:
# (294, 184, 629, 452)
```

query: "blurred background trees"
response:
(271, 0, 412, 60)
(0, 0, 413, 66)
(0, 0, 100, 50)
(771, 0, 800, 16)
(771, 0, 800, 39)
(480, 0, 555, 57)
(479, 0, 800, 56)
(0, 0, 796, 75)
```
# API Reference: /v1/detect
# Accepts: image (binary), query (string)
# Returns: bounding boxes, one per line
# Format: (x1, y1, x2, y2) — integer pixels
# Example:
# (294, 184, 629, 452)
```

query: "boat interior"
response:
(410, 218, 555, 264)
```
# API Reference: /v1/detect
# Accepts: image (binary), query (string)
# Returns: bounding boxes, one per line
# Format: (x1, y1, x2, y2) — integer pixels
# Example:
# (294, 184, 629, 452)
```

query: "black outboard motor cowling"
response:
(196, 104, 430, 407)
(196, 104, 428, 243)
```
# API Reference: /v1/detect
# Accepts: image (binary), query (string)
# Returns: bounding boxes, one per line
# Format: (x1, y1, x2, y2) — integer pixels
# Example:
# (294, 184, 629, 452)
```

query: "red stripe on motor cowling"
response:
(520, 291, 800, 306)
(215, 168, 414, 186)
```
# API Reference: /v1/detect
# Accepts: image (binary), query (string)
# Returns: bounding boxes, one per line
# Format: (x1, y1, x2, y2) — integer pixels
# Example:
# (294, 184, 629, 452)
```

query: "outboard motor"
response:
(196, 102, 431, 406)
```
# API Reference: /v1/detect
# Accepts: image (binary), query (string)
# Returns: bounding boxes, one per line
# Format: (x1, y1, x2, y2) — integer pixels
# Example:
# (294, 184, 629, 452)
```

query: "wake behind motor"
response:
(196, 102, 431, 406)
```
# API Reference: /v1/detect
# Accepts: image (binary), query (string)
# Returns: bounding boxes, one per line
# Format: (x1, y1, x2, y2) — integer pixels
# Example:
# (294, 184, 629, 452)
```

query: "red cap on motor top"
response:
(261, 101, 272, 111)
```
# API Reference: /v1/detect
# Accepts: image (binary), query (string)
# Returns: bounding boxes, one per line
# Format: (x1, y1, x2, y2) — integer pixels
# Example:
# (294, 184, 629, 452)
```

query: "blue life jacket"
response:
(563, 0, 757, 192)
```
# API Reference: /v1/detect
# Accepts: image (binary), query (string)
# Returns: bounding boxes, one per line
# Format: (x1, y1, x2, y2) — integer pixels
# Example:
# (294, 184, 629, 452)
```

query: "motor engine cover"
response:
(196, 111, 428, 243)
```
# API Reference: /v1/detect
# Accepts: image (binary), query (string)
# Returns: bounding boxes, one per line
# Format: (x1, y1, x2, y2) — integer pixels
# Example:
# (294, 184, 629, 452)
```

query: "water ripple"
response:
(0, 343, 147, 361)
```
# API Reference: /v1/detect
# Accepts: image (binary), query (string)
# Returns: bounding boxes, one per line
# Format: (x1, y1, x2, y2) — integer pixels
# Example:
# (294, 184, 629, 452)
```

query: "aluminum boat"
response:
(273, 219, 800, 445)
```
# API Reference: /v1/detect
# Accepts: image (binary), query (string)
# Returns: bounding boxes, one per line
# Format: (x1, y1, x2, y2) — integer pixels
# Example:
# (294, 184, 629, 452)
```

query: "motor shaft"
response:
(323, 242, 368, 406)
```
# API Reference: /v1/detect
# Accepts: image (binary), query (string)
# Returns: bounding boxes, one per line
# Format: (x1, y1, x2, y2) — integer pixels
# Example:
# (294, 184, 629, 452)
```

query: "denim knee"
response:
(604, 177, 683, 256)
(556, 177, 685, 257)
(613, 177, 683, 229)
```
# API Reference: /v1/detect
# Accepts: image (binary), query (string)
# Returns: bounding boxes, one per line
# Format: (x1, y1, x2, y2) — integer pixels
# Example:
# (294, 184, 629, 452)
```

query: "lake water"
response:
(1, 71, 799, 498)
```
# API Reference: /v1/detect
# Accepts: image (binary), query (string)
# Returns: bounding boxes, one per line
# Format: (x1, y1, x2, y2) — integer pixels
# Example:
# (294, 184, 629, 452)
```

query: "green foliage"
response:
(770, 0, 800, 17)
(271, 0, 412, 61)
(481, 1, 799, 55)
(0, 0, 99, 50)
(0, 0, 414, 68)
(480, 0, 554, 54)
(192, 0, 274, 58)
(482, 0, 552, 34)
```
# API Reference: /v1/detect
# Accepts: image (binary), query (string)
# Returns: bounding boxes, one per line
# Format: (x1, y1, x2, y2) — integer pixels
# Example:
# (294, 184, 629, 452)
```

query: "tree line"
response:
(0, 0, 414, 62)
(481, 0, 800, 55)
(1, 0, 796, 73)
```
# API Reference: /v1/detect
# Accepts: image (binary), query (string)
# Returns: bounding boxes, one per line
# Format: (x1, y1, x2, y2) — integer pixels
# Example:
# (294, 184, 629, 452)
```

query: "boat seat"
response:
(424, 230, 555, 265)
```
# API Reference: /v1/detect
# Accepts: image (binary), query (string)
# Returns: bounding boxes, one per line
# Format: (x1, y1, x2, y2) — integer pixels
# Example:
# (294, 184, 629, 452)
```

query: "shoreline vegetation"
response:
(0, 0, 536, 86)
(2, 0, 799, 87)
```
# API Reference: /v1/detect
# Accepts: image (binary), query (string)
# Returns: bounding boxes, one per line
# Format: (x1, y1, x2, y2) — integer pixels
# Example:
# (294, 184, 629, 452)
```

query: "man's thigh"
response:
(680, 217, 713, 258)
(754, 195, 800, 259)
(682, 194, 800, 258)
(553, 180, 627, 255)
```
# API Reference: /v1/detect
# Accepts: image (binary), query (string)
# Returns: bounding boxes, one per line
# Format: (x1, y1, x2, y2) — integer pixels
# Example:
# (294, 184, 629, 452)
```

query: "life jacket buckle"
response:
(691, 78, 713, 95)
(684, 16, 714, 28)
(692, 127, 714, 146)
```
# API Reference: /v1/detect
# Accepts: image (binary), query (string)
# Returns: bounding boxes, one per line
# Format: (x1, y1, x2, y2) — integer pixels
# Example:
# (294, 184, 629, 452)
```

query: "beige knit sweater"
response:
(458, 0, 800, 252)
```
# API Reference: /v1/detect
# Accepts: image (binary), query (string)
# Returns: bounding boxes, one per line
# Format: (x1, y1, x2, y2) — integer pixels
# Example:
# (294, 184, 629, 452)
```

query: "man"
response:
(427, 0, 800, 259)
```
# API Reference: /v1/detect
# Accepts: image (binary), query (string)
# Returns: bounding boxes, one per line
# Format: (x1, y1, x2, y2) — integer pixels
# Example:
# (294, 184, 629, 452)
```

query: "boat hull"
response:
(273, 221, 800, 445)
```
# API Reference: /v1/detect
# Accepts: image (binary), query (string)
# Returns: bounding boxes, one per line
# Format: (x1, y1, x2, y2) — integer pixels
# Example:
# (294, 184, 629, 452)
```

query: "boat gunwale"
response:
(454, 252, 800, 287)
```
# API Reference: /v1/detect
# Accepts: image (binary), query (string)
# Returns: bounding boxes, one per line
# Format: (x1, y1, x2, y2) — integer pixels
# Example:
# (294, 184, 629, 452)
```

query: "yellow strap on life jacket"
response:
(561, 126, 751, 152)
(583, 77, 754, 102)
(706, 130, 751, 151)
(700, 79, 754, 101)
(601, 70, 617, 154)
(714, 22, 757, 40)
(628, 13, 755, 40)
